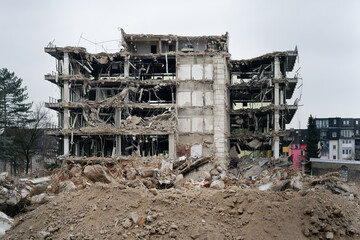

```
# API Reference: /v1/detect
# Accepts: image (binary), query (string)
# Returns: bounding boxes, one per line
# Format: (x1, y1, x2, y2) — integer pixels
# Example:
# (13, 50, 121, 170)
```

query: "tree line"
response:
(0, 68, 54, 175)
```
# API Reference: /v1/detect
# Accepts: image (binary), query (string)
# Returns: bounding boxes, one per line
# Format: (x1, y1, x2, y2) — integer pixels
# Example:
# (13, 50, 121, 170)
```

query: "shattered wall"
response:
(176, 56, 217, 161)
(311, 159, 360, 182)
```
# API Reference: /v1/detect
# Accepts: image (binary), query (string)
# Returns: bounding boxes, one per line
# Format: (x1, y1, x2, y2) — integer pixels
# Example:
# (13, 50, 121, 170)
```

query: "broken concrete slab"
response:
(30, 193, 49, 205)
(174, 174, 184, 189)
(258, 182, 273, 191)
(140, 167, 156, 178)
(210, 180, 225, 190)
(84, 165, 116, 184)
(0, 211, 13, 236)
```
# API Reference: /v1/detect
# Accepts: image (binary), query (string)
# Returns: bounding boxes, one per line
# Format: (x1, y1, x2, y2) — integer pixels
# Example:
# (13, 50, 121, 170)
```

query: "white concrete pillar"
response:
(273, 57, 281, 159)
(63, 108, 70, 129)
(273, 136, 280, 159)
(274, 83, 280, 132)
(116, 135, 121, 156)
(274, 82, 279, 107)
(63, 108, 70, 156)
(75, 142, 79, 156)
(63, 80, 69, 102)
(63, 52, 70, 75)
(168, 134, 175, 160)
(124, 56, 129, 78)
(115, 108, 121, 128)
(274, 57, 281, 79)
(63, 52, 70, 157)
(64, 137, 69, 155)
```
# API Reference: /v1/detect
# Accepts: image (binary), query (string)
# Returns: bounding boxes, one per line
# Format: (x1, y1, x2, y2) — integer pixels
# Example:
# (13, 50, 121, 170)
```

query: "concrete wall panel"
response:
(192, 64, 203, 80)
(205, 91, 213, 106)
(192, 91, 203, 106)
(192, 117, 204, 132)
(204, 64, 213, 80)
(191, 144, 203, 158)
(178, 91, 191, 107)
(204, 116, 214, 132)
(178, 117, 191, 132)
(178, 65, 191, 80)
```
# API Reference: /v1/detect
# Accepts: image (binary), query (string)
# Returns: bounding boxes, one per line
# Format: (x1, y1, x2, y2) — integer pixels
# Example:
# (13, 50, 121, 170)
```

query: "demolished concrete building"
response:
(44, 29, 299, 178)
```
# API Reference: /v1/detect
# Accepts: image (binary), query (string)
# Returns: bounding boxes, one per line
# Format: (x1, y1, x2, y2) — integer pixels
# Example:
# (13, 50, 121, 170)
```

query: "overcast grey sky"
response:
(1, 0, 359, 128)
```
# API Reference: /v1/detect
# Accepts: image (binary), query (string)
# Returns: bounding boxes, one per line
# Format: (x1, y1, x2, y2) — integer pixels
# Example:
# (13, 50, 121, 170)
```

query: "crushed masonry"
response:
(2, 157, 360, 239)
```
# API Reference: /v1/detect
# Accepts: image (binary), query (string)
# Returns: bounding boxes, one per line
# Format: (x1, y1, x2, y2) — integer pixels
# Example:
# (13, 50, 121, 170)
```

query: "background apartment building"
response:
(44, 29, 299, 175)
(315, 118, 360, 160)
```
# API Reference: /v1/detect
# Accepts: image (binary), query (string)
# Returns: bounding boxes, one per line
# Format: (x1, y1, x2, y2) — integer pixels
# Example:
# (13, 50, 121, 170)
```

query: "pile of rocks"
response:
(0, 174, 52, 215)
(48, 161, 174, 194)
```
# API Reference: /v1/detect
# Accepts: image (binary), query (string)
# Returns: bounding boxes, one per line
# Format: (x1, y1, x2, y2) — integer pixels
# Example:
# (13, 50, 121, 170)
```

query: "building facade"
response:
(44, 30, 299, 174)
(288, 129, 307, 169)
(315, 118, 360, 160)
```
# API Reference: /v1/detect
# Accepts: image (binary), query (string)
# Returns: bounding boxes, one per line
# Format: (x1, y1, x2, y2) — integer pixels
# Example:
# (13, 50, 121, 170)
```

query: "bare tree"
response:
(12, 103, 54, 174)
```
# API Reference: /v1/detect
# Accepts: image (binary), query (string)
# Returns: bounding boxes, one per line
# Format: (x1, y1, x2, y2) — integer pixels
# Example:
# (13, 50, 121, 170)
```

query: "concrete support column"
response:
(64, 138, 69, 156)
(75, 142, 79, 157)
(63, 80, 70, 130)
(63, 52, 70, 156)
(115, 108, 121, 128)
(274, 57, 281, 79)
(63, 107, 70, 156)
(213, 56, 229, 166)
(63, 108, 70, 129)
(63, 80, 70, 102)
(124, 56, 129, 78)
(63, 52, 69, 75)
(273, 136, 280, 159)
(274, 82, 279, 107)
(116, 136, 121, 156)
(168, 134, 175, 160)
(273, 56, 281, 159)
(273, 82, 280, 159)
(114, 108, 122, 156)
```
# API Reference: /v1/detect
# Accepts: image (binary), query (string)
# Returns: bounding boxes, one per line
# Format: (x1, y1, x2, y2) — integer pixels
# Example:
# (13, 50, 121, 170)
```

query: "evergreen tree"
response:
(305, 115, 319, 160)
(0, 68, 32, 172)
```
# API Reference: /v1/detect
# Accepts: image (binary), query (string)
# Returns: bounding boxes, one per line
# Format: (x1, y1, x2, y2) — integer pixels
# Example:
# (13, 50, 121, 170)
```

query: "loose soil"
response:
(3, 183, 360, 240)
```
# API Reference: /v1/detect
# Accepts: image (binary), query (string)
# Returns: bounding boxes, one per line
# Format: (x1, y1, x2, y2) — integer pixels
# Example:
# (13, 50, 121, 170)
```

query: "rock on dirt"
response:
(210, 180, 225, 189)
(174, 174, 184, 188)
(0, 211, 13, 235)
(30, 193, 49, 205)
(83, 165, 115, 183)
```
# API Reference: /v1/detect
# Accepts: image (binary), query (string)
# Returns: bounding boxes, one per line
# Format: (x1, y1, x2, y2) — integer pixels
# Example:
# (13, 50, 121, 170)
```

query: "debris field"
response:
(1, 160, 360, 240)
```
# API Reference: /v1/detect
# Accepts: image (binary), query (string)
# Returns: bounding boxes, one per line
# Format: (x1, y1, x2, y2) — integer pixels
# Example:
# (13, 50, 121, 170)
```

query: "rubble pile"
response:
(1, 158, 360, 239)
(0, 173, 53, 235)
(3, 175, 360, 240)
(48, 158, 175, 194)
(0, 173, 52, 216)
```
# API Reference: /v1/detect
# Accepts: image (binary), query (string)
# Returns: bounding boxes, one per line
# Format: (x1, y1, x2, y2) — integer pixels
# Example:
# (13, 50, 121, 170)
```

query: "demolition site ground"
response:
(1, 161, 360, 240)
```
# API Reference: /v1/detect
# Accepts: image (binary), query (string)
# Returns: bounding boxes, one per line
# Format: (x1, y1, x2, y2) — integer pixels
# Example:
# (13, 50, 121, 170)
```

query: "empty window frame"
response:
(151, 45, 157, 54)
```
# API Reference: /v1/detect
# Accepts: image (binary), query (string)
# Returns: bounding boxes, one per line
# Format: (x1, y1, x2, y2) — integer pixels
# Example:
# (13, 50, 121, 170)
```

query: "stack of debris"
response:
(3, 169, 360, 240)
(1, 153, 360, 239)
(49, 158, 174, 194)
(0, 173, 55, 235)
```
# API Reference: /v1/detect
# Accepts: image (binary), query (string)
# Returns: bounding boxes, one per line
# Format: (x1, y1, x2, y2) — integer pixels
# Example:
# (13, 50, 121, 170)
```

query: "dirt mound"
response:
(3, 182, 360, 240)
